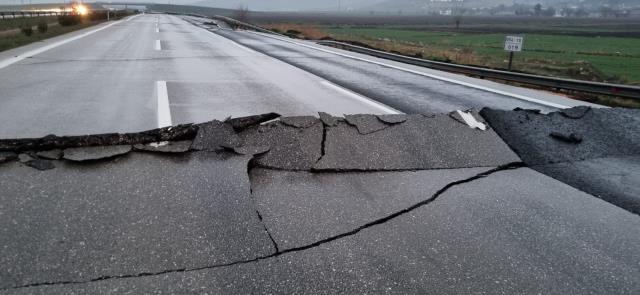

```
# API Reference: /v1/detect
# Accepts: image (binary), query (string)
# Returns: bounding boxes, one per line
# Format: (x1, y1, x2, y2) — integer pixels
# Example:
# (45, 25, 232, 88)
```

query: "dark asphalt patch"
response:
(315, 114, 520, 171)
(534, 156, 640, 215)
(481, 107, 640, 214)
(480, 107, 640, 165)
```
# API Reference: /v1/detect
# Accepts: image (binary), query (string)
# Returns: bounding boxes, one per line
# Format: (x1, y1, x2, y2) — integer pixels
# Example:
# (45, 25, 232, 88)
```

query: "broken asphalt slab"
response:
(315, 114, 520, 171)
(237, 120, 323, 170)
(63, 145, 132, 161)
(481, 107, 640, 214)
(0, 152, 275, 289)
(4, 168, 639, 294)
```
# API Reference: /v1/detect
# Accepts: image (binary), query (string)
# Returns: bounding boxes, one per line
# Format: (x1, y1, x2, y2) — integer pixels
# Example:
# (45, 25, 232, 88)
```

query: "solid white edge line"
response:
(248, 31, 569, 109)
(321, 81, 401, 114)
(155, 40, 161, 50)
(0, 15, 139, 70)
(156, 81, 172, 128)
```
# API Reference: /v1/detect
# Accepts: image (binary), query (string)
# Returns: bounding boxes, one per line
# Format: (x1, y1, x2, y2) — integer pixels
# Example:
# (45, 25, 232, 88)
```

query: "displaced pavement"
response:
(1, 107, 639, 294)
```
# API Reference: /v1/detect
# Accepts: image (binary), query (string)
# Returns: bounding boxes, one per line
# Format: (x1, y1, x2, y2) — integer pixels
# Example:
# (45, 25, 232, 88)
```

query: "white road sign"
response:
(504, 36, 524, 52)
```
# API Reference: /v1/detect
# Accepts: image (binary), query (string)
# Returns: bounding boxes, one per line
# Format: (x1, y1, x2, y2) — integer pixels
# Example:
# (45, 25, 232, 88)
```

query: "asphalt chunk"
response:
(24, 159, 55, 171)
(315, 114, 520, 171)
(63, 145, 132, 162)
(376, 114, 407, 124)
(238, 121, 322, 170)
(344, 114, 390, 135)
(35, 149, 63, 160)
(0, 125, 197, 153)
(549, 131, 583, 144)
(481, 107, 640, 165)
(18, 153, 33, 163)
(318, 112, 339, 127)
(225, 113, 280, 132)
(279, 116, 320, 129)
(133, 141, 192, 153)
(191, 121, 241, 152)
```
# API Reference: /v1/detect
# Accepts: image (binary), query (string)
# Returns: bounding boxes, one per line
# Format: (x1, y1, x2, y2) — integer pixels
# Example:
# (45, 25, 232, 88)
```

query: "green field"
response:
(325, 27, 640, 84)
(0, 16, 58, 31)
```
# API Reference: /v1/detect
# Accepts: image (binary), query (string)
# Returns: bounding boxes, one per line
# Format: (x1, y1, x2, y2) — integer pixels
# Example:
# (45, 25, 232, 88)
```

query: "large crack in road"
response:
(4, 162, 522, 291)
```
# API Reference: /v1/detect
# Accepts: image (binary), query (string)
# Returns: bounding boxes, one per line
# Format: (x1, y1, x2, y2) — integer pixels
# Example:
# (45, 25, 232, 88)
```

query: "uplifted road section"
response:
(0, 108, 639, 294)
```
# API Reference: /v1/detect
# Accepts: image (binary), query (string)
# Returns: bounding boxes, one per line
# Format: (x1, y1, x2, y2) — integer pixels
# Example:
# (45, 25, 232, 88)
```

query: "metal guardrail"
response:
(316, 41, 640, 100)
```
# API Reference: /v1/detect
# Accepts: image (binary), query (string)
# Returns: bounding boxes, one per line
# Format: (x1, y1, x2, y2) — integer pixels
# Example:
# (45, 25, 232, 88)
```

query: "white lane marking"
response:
(0, 16, 138, 70)
(321, 81, 401, 114)
(248, 31, 569, 109)
(456, 110, 487, 131)
(156, 27, 160, 33)
(155, 40, 161, 50)
(156, 81, 172, 128)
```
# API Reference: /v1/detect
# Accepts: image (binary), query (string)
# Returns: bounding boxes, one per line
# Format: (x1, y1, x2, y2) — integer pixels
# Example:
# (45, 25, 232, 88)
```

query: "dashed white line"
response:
(0, 15, 139, 70)
(156, 81, 172, 128)
(248, 31, 569, 109)
(321, 81, 401, 114)
(156, 27, 160, 33)
(155, 40, 161, 50)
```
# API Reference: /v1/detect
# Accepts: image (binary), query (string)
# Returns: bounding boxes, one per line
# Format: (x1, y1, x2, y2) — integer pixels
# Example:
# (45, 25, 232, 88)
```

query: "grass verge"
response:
(0, 18, 104, 53)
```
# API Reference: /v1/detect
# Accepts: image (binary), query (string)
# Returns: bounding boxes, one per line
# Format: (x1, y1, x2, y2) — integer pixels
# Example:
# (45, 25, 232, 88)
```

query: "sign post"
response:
(504, 35, 524, 71)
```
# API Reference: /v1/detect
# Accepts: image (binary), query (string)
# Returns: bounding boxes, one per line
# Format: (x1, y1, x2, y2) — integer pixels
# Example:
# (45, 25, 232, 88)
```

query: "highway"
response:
(1, 13, 639, 294)
(0, 13, 594, 138)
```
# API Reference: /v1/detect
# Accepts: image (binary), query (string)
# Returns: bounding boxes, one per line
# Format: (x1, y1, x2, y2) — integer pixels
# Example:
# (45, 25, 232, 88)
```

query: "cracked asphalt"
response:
(1, 107, 639, 294)
(0, 11, 638, 295)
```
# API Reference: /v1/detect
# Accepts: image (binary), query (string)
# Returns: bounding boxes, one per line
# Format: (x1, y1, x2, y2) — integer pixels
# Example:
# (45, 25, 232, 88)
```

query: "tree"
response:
(233, 4, 249, 23)
(452, 0, 465, 30)
(534, 3, 542, 16)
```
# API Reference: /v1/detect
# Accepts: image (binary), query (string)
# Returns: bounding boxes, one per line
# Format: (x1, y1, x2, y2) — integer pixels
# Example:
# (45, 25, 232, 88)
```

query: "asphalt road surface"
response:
(0, 13, 593, 138)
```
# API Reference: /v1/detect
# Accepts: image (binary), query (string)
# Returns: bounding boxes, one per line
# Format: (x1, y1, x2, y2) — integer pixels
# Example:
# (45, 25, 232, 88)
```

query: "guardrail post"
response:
(507, 52, 514, 71)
